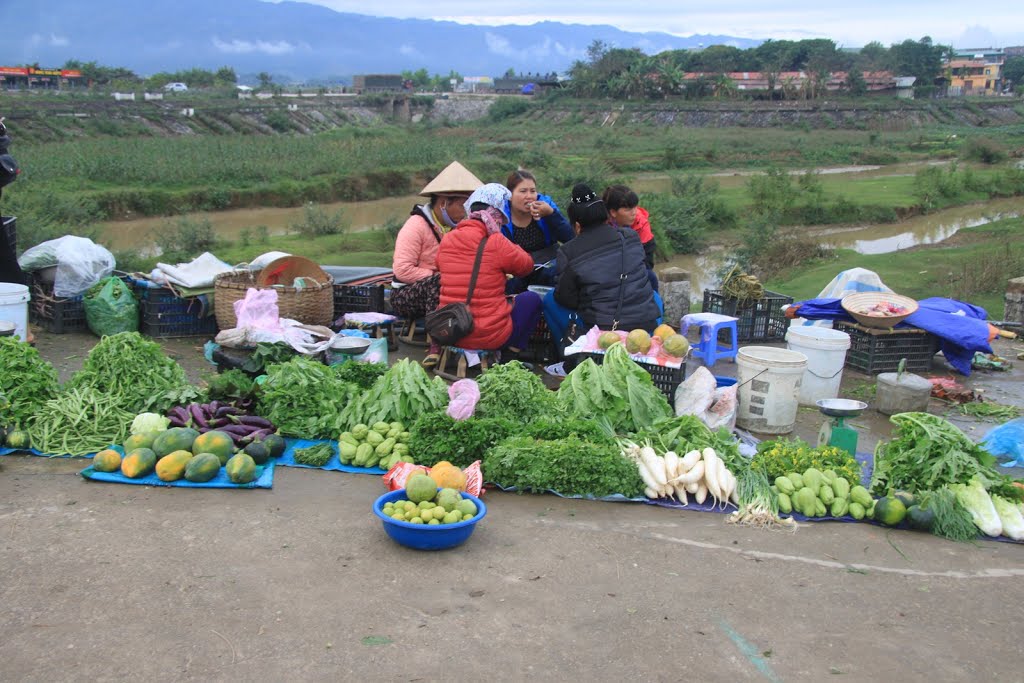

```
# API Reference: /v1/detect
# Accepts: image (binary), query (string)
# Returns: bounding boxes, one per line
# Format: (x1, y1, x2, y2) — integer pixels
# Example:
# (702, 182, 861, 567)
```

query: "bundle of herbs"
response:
(0, 337, 60, 427)
(474, 361, 560, 422)
(408, 411, 516, 468)
(484, 435, 645, 499)
(257, 356, 356, 439)
(331, 361, 388, 390)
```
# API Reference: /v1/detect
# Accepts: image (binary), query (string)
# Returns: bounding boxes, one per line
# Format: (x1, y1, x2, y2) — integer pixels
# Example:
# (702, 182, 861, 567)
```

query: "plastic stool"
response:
(692, 317, 739, 367)
(433, 346, 495, 382)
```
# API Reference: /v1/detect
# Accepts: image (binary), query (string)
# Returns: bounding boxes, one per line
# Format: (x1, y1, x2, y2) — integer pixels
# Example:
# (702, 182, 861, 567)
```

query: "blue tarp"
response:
(790, 296, 992, 375)
(276, 438, 387, 475)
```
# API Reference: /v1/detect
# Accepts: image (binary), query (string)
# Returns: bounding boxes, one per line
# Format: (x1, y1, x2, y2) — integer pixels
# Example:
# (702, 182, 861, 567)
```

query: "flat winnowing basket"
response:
(214, 269, 335, 329)
(841, 292, 918, 329)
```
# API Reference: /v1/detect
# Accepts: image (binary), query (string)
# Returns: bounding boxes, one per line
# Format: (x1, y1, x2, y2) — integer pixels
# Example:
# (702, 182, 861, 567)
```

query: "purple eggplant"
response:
(208, 417, 230, 429)
(189, 403, 209, 430)
(248, 427, 274, 442)
(208, 400, 221, 414)
(215, 406, 242, 418)
(229, 415, 274, 429)
(220, 424, 258, 436)
(167, 406, 190, 423)
(168, 417, 187, 428)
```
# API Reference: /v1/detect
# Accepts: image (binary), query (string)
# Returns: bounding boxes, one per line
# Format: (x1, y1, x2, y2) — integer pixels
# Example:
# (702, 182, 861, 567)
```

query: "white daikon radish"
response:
(636, 460, 661, 492)
(640, 446, 667, 486)
(685, 480, 700, 494)
(680, 450, 702, 472)
(717, 459, 731, 507)
(674, 485, 689, 505)
(644, 486, 660, 499)
(673, 460, 705, 485)
(702, 448, 721, 501)
(695, 482, 709, 504)
(663, 451, 680, 479)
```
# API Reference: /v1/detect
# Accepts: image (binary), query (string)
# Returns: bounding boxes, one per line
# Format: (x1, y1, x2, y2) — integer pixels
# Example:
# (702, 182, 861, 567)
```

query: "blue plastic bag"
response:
(983, 418, 1024, 467)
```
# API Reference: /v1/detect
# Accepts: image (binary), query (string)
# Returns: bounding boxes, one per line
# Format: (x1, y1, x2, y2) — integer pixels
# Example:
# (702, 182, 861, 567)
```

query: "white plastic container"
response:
(785, 325, 851, 406)
(0, 282, 30, 341)
(736, 346, 808, 434)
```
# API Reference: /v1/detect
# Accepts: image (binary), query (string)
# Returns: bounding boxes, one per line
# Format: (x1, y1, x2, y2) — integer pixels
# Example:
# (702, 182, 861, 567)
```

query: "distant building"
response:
(352, 74, 405, 94)
(682, 70, 897, 94)
(493, 72, 561, 95)
(0, 66, 84, 89)
(946, 48, 1005, 96)
(456, 76, 494, 93)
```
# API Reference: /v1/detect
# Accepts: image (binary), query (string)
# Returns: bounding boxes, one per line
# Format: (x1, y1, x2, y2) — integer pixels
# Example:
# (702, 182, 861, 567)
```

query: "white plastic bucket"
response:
(785, 326, 851, 406)
(736, 346, 807, 434)
(0, 282, 30, 341)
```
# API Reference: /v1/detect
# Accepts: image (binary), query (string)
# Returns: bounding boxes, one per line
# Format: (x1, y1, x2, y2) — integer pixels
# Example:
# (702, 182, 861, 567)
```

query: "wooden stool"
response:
(433, 346, 495, 382)
(398, 318, 431, 348)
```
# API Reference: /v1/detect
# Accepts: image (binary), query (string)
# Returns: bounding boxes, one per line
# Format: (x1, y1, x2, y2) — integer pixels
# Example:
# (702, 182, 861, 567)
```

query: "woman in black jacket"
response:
(543, 183, 661, 352)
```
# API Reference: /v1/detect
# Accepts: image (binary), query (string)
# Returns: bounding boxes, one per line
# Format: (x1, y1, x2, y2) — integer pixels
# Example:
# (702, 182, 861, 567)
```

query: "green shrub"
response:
(962, 137, 1008, 164)
(290, 202, 346, 238)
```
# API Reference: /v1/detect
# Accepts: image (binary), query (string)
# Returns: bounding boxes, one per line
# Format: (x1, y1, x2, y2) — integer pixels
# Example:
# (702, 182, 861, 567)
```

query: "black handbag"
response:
(424, 235, 489, 346)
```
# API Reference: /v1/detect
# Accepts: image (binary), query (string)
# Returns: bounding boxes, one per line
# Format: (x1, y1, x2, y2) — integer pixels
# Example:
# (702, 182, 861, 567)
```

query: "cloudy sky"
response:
(275, 0, 1024, 48)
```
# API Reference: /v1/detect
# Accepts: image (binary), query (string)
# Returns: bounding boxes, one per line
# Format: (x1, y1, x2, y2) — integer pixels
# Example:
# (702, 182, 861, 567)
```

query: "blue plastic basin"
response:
(714, 376, 737, 388)
(373, 488, 487, 550)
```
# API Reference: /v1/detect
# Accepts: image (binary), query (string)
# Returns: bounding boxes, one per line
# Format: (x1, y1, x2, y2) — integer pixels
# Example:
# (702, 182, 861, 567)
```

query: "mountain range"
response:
(0, 0, 760, 83)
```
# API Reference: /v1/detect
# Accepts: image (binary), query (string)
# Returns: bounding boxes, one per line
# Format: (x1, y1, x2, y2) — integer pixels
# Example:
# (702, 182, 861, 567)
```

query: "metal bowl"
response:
(816, 398, 868, 417)
(330, 336, 372, 354)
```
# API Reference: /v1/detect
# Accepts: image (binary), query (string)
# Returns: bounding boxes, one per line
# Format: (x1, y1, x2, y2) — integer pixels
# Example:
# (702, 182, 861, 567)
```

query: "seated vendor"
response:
(389, 161, 483, 322)
(542, 182, 662, 356)
(501, 169, 573, 293)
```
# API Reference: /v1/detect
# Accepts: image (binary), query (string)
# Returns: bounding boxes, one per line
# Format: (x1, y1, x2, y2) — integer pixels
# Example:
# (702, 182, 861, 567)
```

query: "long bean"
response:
(28, 388, 135, 457)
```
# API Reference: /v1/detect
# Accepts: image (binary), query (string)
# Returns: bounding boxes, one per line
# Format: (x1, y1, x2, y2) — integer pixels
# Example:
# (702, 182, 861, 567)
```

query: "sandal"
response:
(421, 353, 440, 369)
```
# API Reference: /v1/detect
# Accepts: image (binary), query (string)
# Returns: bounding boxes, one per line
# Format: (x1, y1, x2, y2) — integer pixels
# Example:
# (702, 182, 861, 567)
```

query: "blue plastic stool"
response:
(693, 317, 739, 367)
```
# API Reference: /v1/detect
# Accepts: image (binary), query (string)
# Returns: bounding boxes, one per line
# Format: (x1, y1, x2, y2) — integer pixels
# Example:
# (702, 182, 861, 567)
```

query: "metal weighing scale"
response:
(815, 398, 868, 457)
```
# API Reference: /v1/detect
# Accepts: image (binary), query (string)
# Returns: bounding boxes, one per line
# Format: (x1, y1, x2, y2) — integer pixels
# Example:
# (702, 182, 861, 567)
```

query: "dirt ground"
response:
(2, 329, 1023, 681)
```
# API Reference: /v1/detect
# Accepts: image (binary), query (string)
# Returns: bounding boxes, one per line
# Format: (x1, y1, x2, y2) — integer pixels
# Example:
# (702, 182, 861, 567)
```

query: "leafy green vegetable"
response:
(557, 345, 671, 434)
(525, 417, 615, 445)
(205, 369, 258, 404)
(949, 477, 1003, 537)
(339, 359, 448, 429)
(293, 442, 334, 467)
(0, 337, 60, 427)
(751, 437, 861, 486)
(474, 361, 560, 422)
(408, 411, 515, 468)
(634, 415, 748, 475)
(65, 332, 191, 414)
(330, 360, 388, 390)
(484, 435, 644, 498)
(257, 357, 356, 439)
(240, 342, 298, 375)
(918, 488, 978, 542)
(871, 412, 1003, 495)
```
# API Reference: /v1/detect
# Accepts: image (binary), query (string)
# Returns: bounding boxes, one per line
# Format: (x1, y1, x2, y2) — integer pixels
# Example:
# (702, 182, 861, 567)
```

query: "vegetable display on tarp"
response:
(338, 359, 448, 429)
(473, 361, 561, 422)
(0, 337, 60, 429)
(752, 438, 862, 487)
(257, 357, 356, 439)
(204, 369, 259, 411)
(408, 412, 515, 468)
(484, 435, 645, 499)
(339, 421, 413, 470)
(64, 332, 191, 414)
(166, 401, 276, 448)
(331, 361, 389, 390)
(557, 343, 672, 434)
(28, 389, 136, 456)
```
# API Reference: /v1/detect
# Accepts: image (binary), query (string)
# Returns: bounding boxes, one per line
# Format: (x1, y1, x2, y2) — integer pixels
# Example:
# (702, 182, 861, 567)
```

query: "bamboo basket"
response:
(214, 268, 334, 329)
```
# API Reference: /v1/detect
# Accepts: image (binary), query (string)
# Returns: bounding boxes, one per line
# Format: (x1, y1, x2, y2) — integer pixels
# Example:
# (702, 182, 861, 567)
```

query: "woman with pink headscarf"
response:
(428, 183, 541, 366)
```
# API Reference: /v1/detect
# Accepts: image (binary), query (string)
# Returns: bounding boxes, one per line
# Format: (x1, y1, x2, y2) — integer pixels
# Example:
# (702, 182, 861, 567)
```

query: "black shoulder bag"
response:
(424, 235, 489, 346)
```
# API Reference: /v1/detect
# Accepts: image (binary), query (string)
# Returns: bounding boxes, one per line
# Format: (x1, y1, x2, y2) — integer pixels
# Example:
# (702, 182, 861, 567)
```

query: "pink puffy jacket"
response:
(392, 207, 443, 283)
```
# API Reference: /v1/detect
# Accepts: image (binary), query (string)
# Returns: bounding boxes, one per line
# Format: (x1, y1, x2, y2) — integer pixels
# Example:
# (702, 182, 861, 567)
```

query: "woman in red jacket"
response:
(429, 183, 541, 366)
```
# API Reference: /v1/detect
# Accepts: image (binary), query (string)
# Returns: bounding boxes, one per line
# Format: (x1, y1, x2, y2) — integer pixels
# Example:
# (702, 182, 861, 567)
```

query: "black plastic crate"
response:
(332, 272, 392, 319)
(581, 351, 685, 403)
(702, 289, 794, 342)
(524, 316, 554, 364)
(135, 283, 218, 338)
(27, 273, 88, 334)
(2, 216, 15, 254)
(834, 320, 939, 374)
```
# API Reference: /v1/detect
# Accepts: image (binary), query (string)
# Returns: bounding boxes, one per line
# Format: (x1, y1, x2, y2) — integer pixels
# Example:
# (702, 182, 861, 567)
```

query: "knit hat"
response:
(419, 161, 484, 197)
(464, 183, 512, 223)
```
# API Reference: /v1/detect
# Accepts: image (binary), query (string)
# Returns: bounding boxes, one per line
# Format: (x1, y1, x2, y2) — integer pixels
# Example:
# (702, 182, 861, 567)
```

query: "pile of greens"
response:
(331, 361, 388, 390)
(484, 435, 645, 499)
(474, 361, 560, 422)
(257, 357, 356, 439)
(557, 344, 671, 435)
(0, 337, 60, 427)
(871, 412, 1015, 496)
(205, 369, 258, 409)
(408, 411, 515, 468)
(525, 417, 615, 445)
(65, 332, 191, 414)
(338, 359, 448, 429)
(237, 342, 298, 375)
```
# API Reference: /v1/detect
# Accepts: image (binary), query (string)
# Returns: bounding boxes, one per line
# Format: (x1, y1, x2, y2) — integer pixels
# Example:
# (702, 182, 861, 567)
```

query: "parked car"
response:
(163, 82, 188, 92)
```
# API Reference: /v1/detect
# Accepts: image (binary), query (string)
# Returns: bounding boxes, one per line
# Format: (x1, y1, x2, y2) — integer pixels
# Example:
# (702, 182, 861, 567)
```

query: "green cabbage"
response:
(130, 412, 170, 435)
(950, 478, 1002, 537)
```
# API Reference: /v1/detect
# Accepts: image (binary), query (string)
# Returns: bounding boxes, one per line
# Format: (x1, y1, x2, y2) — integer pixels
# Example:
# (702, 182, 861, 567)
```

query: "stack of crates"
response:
(332, 273, 392, 322)
(833, 320, 939, 374)
(134, 282, 218, 338)
(26, 272, 90, 334)
(701, 289, 793, 343)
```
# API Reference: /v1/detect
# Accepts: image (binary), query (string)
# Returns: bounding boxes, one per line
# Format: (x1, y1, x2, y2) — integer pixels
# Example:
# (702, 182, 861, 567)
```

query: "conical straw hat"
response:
(419, 161, 483, 196)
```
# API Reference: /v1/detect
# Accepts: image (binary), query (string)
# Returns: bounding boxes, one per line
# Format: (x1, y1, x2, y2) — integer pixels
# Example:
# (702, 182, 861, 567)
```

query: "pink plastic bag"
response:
(446, 379, 480, 420)
(234, 287, 282, 331)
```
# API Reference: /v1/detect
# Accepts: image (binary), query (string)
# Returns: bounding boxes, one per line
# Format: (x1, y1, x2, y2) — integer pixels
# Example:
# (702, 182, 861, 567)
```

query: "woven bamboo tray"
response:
(214, 269, 334, 329)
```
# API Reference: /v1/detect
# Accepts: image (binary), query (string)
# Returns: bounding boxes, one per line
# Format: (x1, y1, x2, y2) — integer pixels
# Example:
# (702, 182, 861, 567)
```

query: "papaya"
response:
(156, 450, 193, 482)
(192, 430, 235, 465)
(184, 453, 222, 483)
(121, 448, 157, 478)
(93, 449, 123, 473)
(243, 441, 271, 465)
(226, 453, 257, 484)
(152, 427, 200, 459)
(124, 430, 160, 452)
(652, 323, 676, 341)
